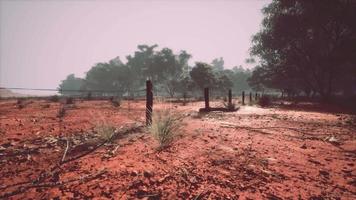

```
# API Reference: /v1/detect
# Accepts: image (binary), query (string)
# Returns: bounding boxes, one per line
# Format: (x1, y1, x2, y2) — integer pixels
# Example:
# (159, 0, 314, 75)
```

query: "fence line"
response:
(0, 86, 145, 94)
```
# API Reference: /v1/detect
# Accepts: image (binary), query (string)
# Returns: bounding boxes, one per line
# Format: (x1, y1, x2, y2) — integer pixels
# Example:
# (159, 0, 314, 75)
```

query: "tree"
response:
(211, 57, 224, 72)
(190, 62, 216, 91)
(84, 57, 129, 96)
(250, 0, 356, 99)
(58, 74, 85, 96)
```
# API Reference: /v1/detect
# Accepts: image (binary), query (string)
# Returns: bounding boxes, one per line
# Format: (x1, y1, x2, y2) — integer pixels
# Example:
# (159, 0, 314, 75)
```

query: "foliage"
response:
(190, 62, 216, 90)
(257, 95, 271, 107)
(149, 110, 182, 149)
(249, 0, 356, 99)
(59, 45, 253, 98)
(58, 74, 85, 96)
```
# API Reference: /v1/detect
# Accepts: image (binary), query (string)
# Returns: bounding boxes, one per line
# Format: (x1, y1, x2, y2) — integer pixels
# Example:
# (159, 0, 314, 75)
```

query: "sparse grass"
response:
(94, 124, 116, 141)
(86, 92, 92, 100)
(57, 106, 66, 118)
(65, 97, 74, 104)
(110, 97, 121, 107)
(49, 95, 59, 102)
(16, 99, 24, 109)
(149, 109, 182, 150)
(223, 101, 239, 111)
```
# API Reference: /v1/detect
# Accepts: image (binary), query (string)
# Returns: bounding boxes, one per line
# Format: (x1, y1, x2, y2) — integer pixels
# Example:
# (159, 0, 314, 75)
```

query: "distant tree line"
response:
(58, 45, 252, 98)
(248, 0, 356, 100)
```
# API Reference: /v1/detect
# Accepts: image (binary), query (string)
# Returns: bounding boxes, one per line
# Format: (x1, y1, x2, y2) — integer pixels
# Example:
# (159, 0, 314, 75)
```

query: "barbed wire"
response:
(0, 87, 146, 93)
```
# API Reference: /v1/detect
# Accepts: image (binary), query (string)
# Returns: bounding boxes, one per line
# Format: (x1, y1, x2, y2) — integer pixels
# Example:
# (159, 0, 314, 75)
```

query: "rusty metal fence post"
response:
(204, 88, 209, 109)
(228, 89, 232, 105)
(146, 80, 153, 126)
(242, 91, 245, 105)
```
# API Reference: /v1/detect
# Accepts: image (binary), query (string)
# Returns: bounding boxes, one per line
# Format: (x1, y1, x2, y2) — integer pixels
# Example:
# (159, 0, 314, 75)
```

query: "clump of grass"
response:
(258, 95, 271, 107)
(57, 106, 66, 118)
(16, 99, 24, 109)
(49, 95, 59, 102)
(86, 92, 92, 100)
(94, 124, 116, 141)
(149, 110, 182, 150)
(110, 97, 121, 107)
(223, 101, 239, 111)
(65, 97, 74, 104)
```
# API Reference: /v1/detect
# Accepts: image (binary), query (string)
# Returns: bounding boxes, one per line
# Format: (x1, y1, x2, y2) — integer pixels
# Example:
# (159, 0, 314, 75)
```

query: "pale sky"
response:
(0, 0, 270, 94)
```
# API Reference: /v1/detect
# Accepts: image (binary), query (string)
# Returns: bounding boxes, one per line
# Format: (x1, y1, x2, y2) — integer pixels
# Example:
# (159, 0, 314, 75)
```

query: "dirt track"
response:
(0, 99, 355, 199)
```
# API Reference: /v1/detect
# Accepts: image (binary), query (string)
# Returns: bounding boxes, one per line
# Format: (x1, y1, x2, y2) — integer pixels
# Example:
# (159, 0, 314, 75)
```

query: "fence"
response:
(1, 84, 262, 127)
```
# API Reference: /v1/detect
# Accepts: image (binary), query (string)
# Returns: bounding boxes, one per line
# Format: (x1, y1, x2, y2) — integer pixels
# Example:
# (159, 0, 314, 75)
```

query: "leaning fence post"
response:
(242, 91, 245, 105)
(204, 87, 210, 109)
(228, 89, 232, 105)
(146, 80, 153, 126)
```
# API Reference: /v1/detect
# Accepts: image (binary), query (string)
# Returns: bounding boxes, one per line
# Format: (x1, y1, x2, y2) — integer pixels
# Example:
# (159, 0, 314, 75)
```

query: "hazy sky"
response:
(0, 0, 270, 94)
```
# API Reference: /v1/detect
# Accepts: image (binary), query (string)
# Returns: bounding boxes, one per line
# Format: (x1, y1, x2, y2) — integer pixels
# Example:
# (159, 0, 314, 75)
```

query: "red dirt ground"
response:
(0, 99, 355, 199)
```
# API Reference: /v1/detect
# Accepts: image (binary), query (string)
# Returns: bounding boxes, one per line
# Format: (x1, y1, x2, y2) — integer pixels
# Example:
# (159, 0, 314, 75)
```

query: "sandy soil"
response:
(0, 99, 355, 199)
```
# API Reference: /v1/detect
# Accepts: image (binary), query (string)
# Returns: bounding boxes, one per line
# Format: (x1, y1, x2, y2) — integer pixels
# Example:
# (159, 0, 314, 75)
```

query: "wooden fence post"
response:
(204, 88, 209, 109)
(228, 89, 232, 105)
(255, 92, 258, 101)
(146, 80, 153, 126)
(249, 92, 252, 103)
(242, 91, 245, 105)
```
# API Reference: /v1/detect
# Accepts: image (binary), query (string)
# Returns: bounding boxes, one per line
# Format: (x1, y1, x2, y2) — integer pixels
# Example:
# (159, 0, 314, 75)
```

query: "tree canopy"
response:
(59, 45, 252, 97)
(249, 0, 356, 98)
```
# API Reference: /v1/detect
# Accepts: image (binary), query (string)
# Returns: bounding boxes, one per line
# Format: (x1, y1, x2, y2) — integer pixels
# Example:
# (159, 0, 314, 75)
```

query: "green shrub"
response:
(258, 95, 271, 107)
(149, 110, 182, 149)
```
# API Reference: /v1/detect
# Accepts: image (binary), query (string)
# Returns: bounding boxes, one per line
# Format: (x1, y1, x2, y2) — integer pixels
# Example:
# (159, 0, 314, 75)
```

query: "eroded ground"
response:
(0, 99, 355, 199)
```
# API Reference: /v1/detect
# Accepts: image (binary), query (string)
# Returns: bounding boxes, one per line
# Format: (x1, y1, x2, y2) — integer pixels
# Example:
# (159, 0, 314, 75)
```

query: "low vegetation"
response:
(257, 95, 271, 107)
(94, 124, 116, 141)
(57, 106, 66, 118)
(149, 109, 182, 150)
(110, 97, 121, 107)
(49, 95, 59, 102)
(223, 101, 239, 111)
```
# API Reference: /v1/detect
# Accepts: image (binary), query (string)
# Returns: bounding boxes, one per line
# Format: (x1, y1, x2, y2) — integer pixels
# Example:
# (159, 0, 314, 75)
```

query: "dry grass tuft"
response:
(95, 124, 116, 141)
(149, 109, 183, 150)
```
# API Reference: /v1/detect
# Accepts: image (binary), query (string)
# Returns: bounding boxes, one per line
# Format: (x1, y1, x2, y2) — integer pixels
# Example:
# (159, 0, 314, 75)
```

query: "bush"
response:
(49, 95, 59, 102)
(223, 101, 238, 111)
(149, 110, 182, 150)
(16, 99, 24, 109)
(258, 95, 271, 107)
(57, 106, 66, 118)
(65, 97, 74, 104)
(86, 92, 92, 100)
(110, 98, 120, 107)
